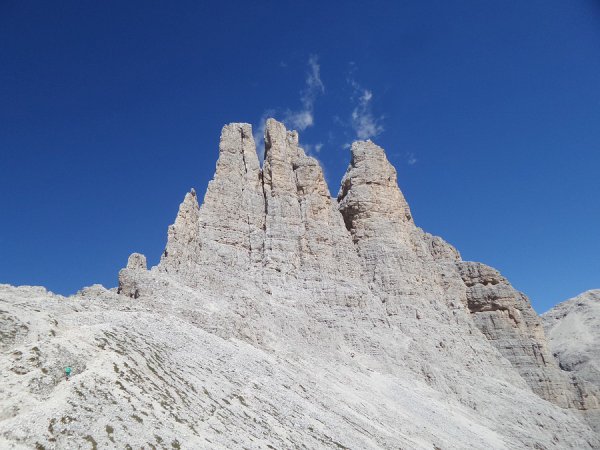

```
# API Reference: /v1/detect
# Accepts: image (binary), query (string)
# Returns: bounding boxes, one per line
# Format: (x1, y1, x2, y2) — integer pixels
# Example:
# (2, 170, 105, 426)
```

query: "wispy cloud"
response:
(283, 110, 314, 130)
(253, 109, 275, 162)
(302, 142, 323, 155)
(283, 55, 324, 131)
(347, 70, 384, 140)
(255, 56, 325, 158)
(406, 152, 417, 165)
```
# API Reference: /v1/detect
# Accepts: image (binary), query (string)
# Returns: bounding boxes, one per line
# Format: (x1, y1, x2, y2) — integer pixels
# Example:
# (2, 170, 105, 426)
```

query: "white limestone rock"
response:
(421, 230, 462, 262)
(2, 282, 599, 449)
(126, 253, 147, 270)
(543, 290, 600, 388)
(458, 262, 599, 412)
(2, 120, 599, 448)
(118, 253, 149, 299)
(160, 189, 201, 275)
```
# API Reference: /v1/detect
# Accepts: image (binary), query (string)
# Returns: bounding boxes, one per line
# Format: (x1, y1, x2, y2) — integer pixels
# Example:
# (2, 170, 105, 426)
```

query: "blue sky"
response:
(1, 1, 599, 312)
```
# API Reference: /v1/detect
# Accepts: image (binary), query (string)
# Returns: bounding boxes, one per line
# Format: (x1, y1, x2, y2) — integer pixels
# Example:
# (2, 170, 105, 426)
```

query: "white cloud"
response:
(407, 152, 417, 165)
(348, 72, 384, 140)
(284, 110, 314, 130)
(253, 109, 275, 162)
(283, 55, 324, 131)
(255, 56, 325, 159)
(302, 142, 324, 156)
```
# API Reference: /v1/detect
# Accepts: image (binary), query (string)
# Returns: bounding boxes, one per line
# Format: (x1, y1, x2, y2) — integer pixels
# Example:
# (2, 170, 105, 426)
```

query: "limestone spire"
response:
(198, 122, 266, 268)
(262, 118, 298, 196)
(338, 140, 412, 239)
(160, 188, 200, 272)
(157, 123, 267, 277)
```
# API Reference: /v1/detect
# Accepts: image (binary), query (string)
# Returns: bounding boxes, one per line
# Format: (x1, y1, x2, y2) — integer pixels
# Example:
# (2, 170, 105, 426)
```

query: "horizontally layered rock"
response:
(337, 140, 430, 318)
(458, 262, 599, 410)
(420, 230, 462, 262)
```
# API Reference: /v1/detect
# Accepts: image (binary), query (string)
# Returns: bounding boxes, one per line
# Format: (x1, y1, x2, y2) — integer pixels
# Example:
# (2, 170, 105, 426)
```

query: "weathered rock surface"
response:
(161, 188, 201, 275)
(1, 120, 598, 449)
(117, 253, 149, 299)
(458, 262, 599, 412)
(543, 290, 600, 388)
(126, 253, 147, 270)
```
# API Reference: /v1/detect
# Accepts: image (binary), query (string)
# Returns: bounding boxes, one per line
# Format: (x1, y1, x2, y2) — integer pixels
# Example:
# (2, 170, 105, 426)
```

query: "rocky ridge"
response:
(1, 119, 598, 449)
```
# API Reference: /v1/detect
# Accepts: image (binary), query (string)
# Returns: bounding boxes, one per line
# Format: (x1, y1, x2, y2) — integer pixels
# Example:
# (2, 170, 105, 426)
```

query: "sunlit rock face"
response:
(458, 263, 599, 411)
(543, 290, 600, 388)
(1, 119, 599, 449)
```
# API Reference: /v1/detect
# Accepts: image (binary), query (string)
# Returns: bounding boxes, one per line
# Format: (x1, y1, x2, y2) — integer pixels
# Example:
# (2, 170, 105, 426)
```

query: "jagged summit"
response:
(118, 118, 600, 435)
(338, 139, 413, 229)
(2, 119, 599, 448)
(156, 119, 360, 284)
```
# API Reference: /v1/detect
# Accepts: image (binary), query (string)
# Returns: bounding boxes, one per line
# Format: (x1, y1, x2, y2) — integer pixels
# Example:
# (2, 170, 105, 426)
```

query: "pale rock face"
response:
(543, 290, 600, 388)
(196, 123, 265, 270)
(458, 262, 600, 410)
(337, 141, 522, 395)
(338, 140, 412, 238)
(117, 252, 149, 298)
(337, 138, 599, 425)
(421, 231, 462, 262)
(127, 253, 147, 270)
(5, 284, 597, 449)
(2, 120, 599, 448)
(262, 119, 365, 284)
(338, 140, 461, 320)
(160, 188, 201, 275)
(261, 119, 309, 274)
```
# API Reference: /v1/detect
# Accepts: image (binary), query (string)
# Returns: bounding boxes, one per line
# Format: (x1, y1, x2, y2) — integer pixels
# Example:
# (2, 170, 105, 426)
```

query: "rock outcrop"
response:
(1, 119, 598, 449)
(160, 188, 201, 274)
(117, 252, 148, 298)
(458, 262, 599, 411)
(543, 290, 600, 388)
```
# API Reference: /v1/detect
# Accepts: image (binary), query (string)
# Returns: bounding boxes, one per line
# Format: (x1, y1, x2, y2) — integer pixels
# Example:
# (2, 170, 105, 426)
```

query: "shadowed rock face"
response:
(117, 252, 149, 298)
(3, 119, 599, 448)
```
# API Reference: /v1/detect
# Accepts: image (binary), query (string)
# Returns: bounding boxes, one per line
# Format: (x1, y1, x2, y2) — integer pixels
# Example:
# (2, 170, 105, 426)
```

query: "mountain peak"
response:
(3, 120, 600, 448)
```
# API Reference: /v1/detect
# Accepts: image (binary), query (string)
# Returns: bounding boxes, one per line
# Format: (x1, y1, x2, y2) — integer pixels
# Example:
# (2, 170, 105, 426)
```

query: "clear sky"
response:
(1, 1, 599, 312)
